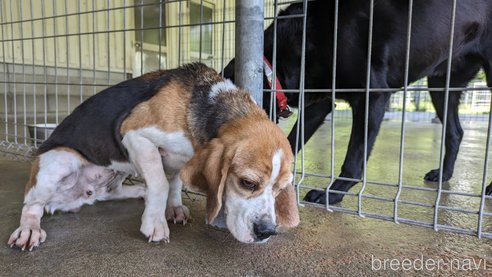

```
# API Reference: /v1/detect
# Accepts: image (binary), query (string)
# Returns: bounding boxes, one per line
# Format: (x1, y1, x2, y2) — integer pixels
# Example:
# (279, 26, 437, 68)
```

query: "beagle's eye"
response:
(240, 179, 257, 191)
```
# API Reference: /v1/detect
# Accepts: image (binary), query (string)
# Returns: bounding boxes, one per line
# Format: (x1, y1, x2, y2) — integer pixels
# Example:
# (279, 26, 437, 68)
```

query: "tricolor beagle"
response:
(8, 63, 299, 251)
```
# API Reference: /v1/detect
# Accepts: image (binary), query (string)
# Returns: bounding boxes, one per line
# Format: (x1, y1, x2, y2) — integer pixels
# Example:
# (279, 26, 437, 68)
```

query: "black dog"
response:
(224, 0, 492, 204)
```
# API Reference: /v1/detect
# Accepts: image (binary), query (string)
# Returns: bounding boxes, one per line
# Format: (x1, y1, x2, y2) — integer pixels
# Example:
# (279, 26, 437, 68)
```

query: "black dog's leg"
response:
(304, 91, 392, 204)
(287, 98, 333, 154)
(424, 90, 463, 182)
(424, 62, 481, 182)
(483, 58, 492, 195)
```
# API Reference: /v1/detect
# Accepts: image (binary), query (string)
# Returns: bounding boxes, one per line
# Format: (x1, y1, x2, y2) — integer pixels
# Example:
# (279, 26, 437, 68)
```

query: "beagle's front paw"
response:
(166, 205, 190, 225)
(8, 225, 47, 251)
(140, 214, 170, 243)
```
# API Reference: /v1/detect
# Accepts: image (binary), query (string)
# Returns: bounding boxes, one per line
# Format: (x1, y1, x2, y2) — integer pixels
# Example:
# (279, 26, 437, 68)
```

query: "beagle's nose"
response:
(253, 221, 277, 241)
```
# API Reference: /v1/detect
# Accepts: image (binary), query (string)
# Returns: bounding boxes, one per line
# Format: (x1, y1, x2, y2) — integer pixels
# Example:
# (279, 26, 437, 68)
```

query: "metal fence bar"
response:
(477, 90, 492, 238)
(52, 0, 59, 124)
(231, 86, 492, 93)
(0, 0, 7, 143)
(269, 0, 279, 121)
(106, 0, 111, 85)
(434, 224, 491, 239)
(0, 20, 240, 43)
(77, 0, 83, 104)
(8, 1, 17, 143)
(394, 0, 414, 223)
(359, 0, 375, 217)
(20, 0, 27, 143)
(199, 0, 203, 62)
(362, 194, 394, 203)
(139, 0, 143, 76)
(293, 0, 308, 205)
(64, 0, 71, 116)
(286, 174, 492, 197)
(433, 0, 457, 232)
(398, 199, 434, 208)
(123, 0, 127, 78)
(29, 0, 37, 146)
(438, 204, 481, 215)
(41, 0, 48, 130)
(177, 0, 182, 66)
(219, 0, 226, 75)
(234, 0, 264, 104)
(325, 0, 339, 212)
(91, 0, 95, 95)
(0, 0, 184, 27)
(158, 0, 163, 70)
(1, 82, 491, 93)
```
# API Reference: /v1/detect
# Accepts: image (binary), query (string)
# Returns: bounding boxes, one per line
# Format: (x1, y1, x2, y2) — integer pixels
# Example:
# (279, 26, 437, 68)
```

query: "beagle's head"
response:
(181, 119, 299, 243)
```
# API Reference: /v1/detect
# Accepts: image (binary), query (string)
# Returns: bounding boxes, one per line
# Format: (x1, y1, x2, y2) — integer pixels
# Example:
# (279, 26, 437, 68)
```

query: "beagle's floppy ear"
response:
(180, 139, 230, 224)
(275, 185, 300, 231)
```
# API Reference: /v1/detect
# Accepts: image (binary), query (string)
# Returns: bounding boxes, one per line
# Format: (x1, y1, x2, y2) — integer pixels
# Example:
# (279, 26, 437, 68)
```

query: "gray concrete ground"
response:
(1, 120, 492, 276)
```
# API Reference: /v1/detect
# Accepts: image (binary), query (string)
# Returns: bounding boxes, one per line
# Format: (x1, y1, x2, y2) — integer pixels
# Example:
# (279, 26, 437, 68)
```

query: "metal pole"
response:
(235, 0, 264, 106)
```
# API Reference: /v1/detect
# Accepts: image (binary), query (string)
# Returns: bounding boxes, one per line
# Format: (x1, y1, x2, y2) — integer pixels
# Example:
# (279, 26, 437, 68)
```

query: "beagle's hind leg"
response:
(8, 149, 83, 251)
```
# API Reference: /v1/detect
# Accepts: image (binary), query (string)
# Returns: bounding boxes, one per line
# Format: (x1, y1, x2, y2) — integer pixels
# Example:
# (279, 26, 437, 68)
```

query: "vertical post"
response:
(235, 0, 264, 106)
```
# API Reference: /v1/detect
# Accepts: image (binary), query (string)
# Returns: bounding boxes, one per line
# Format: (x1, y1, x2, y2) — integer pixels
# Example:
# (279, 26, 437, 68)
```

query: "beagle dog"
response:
(8, 63, 299, 251)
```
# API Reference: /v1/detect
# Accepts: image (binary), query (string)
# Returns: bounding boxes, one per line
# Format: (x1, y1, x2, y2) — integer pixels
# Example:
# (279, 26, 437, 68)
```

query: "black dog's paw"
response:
(303, 190, 344, 205)
(486, 183, 492, 195)
(304, 190, 326, 204)
(424, 169, 451, 182)
(328, 192, 344, 205)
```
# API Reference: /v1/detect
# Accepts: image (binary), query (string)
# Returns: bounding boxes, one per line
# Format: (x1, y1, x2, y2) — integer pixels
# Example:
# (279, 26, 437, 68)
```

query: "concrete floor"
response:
(1, 120, 492, 276)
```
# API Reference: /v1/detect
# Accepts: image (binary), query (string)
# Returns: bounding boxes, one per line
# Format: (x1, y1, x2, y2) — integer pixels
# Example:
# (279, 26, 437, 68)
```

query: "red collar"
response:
(263, 56, 291, 117)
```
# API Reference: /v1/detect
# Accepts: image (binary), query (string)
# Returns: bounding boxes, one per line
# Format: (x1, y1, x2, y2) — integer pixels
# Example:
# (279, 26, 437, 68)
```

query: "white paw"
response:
(140, 214, 170, 243)
(166, 205, 190, 225)
(8, 225, 47, 251)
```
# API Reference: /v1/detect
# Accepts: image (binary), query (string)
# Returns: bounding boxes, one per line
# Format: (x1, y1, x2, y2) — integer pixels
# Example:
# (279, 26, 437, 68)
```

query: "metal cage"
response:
(0, 0, 491, 239)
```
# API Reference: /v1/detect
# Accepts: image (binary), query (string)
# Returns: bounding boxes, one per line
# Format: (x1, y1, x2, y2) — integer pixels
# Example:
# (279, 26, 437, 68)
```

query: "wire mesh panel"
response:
(0, 0, 491, 239)
(0, 0, 239, 156)
(259, 0, 491, 239)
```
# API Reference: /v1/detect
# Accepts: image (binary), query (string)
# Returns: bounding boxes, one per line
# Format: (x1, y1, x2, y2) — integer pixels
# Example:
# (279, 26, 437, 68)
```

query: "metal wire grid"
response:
(277, 0, 491, 239)
(0, 0, 490, 239)
(0, 0, 237, 154)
